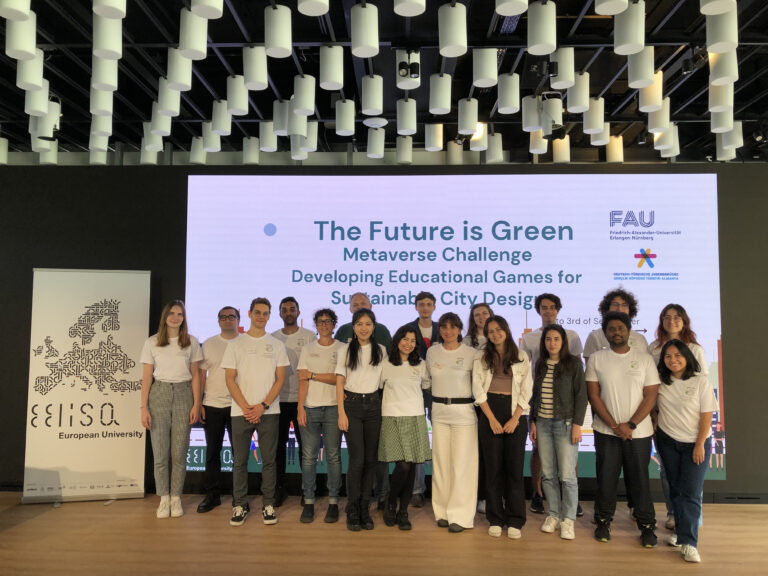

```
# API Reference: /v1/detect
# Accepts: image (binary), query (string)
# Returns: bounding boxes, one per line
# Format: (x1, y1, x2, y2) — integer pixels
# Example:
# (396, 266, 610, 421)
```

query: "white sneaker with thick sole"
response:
(541, 515, 560, 533)
(170, 497, 183, 518)
(507, 527, 522, 539)
(681, 544, 701, 563)
(488, 525, 502, 537)
(560, 518, 575, 540)
(667, 534, 681, 547)
(156, 498, 170, 519)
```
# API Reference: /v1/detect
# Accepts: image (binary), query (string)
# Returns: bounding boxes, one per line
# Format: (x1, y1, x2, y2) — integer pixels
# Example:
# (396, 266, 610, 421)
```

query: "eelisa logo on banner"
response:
(634, 248, 657, 268)
(609, 210, 655, 228)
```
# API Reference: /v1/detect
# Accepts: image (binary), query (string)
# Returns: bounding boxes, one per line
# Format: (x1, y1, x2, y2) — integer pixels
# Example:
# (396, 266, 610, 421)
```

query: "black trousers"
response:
(343, 392, 382, 507)
(202, 405, 232, 499)
(276, 401, 303, 489)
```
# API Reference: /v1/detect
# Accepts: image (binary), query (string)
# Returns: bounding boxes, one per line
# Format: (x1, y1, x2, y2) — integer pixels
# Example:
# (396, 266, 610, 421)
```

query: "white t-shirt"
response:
(469, 334, 487, 350)
(335, 342, 387, 394)
(201, 334, 240, 408)
(272, 327, 316, 403)
(520, 327, 584, 366)
(140, 335, 203, 383)
(426, 343, 477, 426)
(381, 359, 429, 417)
(648, 340, 708, 376)
(657, 375, 718, 443)
(585, 347, 659, 438)
(583, 328, 649, 358)
(220, 333, 289, 417)
(298, 339, 343, 408)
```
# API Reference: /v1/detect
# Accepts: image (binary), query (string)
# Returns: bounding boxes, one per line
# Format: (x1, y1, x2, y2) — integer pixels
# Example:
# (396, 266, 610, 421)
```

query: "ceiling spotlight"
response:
(637, 129, 647, 146)
(409, 51, 420, 79)
(682, 58, 694, 75)
(398, 60, 409, 78)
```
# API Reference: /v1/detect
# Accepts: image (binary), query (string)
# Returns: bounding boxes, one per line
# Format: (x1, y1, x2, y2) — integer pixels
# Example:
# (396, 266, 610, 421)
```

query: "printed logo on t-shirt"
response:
(685, 386, 697, 397)
(297, 338, 306, 347)
(630, 360, 639, 370)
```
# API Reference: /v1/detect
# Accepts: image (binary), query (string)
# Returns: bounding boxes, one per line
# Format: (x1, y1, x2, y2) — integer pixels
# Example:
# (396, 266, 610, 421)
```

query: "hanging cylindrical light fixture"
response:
(91, 114, 112, 137)
(706, 7, 738, 53)
(429, 73, 451, 115)
(39, 140, 58, 165)
(243, 136, 260, 164)
(202, 121, 221, 152)
(351, 2, 379, 58)
(335, 99, 355, 136)
(300, 120, 318, 151)
(362, 74, 383, 116)
(700, 0, 736, 16)
(638, 70, 663, 112)
(290, 135, 309, 161)
(583, 97, 605, 134)
(260, 121, 278, 151)
(497, 73, 520, 114)
(265, 4, 292, 58)
(715, 132, 736, 161)
(709, 83, 733, 112)
(567, 71, 590, 113)
(485, 132, 503, 164)
(530, 129, 548, 155)
(93, 0, 126, 19)
(150, 102, 172, 136)
(140, 142, 158, 165)
(719, 120, 743, 149)
(396, 50, 420, 91)
(395, 0, 426, 17)
(396, 136, 413, 165)
(654, 126, 675, 150)
(212, 99, 231, 136)
(192, 0, 224, 19)
(469, 123, 488, 152)
(298, 0, 329, 17)
(595, 0, 628, 16)
(367, 127, 385, 159)
(158, 77, 181, 116)
(6, 9, 37, 61)
(91, 56, 118, 91)
(0, 136, 10, 165)
(25, 79, 49, 117)
(244, 46, 268, 90)
(273, 100, 289, 136)
(397, 98, 417, 136)
(648, 96, 670, 134)
(179, 8, 207, 60)
(438, 2, 467, 58)
(710, 110, 733, 133)
(16, 47, 44, 91)
(425, 123, 443, 151)
(553, 135, 570, 163)
(227, 75, 248, 116)
(606, 135, 624, 163)
(550, 47, 575, 90)
(143, 122, 162, 152)
(446, 140, 463, 165)
(628, 46, 654, 88)
(659, 125, 680, 158)
(189, 136, 207, 164)
(36, 100, 60, 139)
(614, 0, 645, 56)
(495, 0, 528, 17)
(89, 86, 113, 116)
(709, 50, 738, 86)
(288, 98, 308, 138)
(167, 47, 193, 91)
(293, 74, 316, 116)
(543, 97, 563, 129)
(521, 95, 542, 132)
(473, 48, 498, 88)
(527, 0, 556, 56)
(591, 122, 611, 146)
(0, 0, 31, 21)
(93, 14, 122, 59)
(319, 46, 343, 90)
(458, 98, 478, 135)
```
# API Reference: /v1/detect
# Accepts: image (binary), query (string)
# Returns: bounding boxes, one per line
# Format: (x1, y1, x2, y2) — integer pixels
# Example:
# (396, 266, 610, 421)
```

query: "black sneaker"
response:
(530, 493, 545, 514)
(324, 503, 339, 523)
(410, 493, 426, 508)
(640, 525, 658, 548)
(346, 506, 362, 532)
(230, 505, 248, 526)
(262, 505, 278, 525)
(577, 503, 584, 517)
(300, 503, 314, 524)
(594, 520, 611, 542)
(197, 495, 221, 513)
(383, 503, 397, 527)
(361, 506, 375, 530)
(397, 510, 412, 531)
(448, 523, 465, 533)
(437, 518, 449, 528)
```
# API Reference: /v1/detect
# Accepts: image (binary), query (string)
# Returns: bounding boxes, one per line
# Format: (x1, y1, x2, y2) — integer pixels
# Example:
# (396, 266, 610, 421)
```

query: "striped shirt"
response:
(537, 360, 557, 419)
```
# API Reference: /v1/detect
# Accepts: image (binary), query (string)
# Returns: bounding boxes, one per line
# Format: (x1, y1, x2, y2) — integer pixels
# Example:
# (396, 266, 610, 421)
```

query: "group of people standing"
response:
(139, 287, 718, 565)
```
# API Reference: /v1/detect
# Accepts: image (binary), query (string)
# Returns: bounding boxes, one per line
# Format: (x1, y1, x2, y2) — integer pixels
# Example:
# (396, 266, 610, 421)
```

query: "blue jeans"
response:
(300, 405, 342, 504)
(536, 418, 579, 521)
(656, 428, 711, 547)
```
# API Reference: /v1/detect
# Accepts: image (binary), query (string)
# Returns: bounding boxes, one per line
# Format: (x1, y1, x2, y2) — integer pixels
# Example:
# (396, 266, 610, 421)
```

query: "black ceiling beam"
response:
(567, 1, 595, 39)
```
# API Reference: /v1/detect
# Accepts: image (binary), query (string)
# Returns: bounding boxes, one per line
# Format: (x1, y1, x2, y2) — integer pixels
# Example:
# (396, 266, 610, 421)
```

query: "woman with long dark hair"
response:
(335, 308, 386, 531)
(378, 325, 431, 530)
(472, 315, 532, 539)
(140, 300, 202, 518)
(529, 324, 587, 540)
(655, 340, 718, 564)
(466, 303, 494, 350)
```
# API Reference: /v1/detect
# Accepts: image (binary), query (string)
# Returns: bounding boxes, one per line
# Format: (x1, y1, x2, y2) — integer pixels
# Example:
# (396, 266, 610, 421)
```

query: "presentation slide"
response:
(185, 174, 725, 479)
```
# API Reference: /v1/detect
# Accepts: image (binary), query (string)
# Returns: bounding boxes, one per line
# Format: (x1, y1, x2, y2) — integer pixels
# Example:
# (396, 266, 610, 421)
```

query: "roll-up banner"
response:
(23, 269, 150, 503)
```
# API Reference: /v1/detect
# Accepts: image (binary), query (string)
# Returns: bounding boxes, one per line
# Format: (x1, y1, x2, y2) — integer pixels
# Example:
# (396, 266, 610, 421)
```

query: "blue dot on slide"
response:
(264, 223, 277, 236)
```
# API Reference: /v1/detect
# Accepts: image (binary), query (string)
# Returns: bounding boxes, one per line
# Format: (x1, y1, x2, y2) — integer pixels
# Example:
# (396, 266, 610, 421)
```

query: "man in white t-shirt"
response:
(222, 297, 289, 527)
(271, 296, 316, 506)
(197, 306, 241, 514)
(586, 311, 659, 547)
(520, 293, 584, 516)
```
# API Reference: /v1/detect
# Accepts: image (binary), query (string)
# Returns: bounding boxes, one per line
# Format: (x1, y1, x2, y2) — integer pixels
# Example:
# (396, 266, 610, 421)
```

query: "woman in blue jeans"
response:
(297, 308, 344, 524)
(336, 308, 386, 531)
(529, 324, 586, 540)
(656, 340, 718, 564)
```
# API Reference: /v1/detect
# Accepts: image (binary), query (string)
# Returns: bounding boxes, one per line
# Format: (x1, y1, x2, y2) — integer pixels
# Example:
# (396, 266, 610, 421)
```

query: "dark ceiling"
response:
(1, 0, 767, 162)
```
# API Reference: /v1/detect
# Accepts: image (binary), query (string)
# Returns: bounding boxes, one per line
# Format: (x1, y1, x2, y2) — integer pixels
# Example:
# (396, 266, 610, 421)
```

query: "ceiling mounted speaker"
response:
(495, 0, 528, 17)
(212, 100, 231, 136)
(92, 56, 118, 91)
(227, 75, 248, 116)
(367, 127, 385, 159)
(395, 0, 425, 17)
(583, 97, 605, 134)
(438, 2, 467, 58)
(179, 8, 208, 60)
(709, 50, 738, 86)
(158, 77, 181, 117)
(243, 136, 260, 165)
(428, 73, 451, 115)
(638, 70, 663, 112)
(335, 99, 355, 136)
(553, 135, 570, 163)
(706, 7, 738, 54)
(293, 74, 316, 116)
(6, 9, 36, 60)
(265, 4, 292, 58)
(0, 0, 31, 21)
(627, 46, 654, 88)
(319, 46, 343, 90)
(700, 0, 736, 16)
(497, 73, 520, 114)
(351, 3, 379, 58)
(550, 47, 575, 90)
(192, 0, 224, 20)
(396, 136, 412, 165)
(93, 0, 126, 19)
(259, 121, 278, 152)
(595, 0, 628, 16)
(16, 47, 43, 90)
(457, 98, 478, 135)
(614, 0, 645, 56)
(397, 98, 417, 136)
(167, 47, 192, 91)
(425, 124, 443, 152)
(473, 48, 498, 88)
(362, 74, 383, 116)
(298, 0, 329, 17)
(606, 135, 624, 163)
(527, 0, 557, 56)
(567, 71, 590, 113)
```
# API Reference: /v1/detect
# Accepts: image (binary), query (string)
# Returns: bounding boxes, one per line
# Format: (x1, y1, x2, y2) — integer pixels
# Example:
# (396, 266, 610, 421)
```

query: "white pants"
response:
(431, 420, 479, 528)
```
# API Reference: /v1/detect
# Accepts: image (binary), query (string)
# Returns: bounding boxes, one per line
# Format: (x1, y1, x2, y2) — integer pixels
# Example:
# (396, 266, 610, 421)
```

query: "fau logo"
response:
(609, 210, 655, 227)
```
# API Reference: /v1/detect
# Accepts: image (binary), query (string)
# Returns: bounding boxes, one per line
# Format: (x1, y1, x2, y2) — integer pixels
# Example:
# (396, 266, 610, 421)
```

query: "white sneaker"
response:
(681, 544, 701, 563)
(667, 534, 681, 547)
(507, 527, 522, 539)
(170, 496, 183, 518)
(477, 499, 486, 514)
(488, 525, 502, 537)
(156, 498, 170, 519)
(541, 515, 560, 533)
(560, 518, 575, 540)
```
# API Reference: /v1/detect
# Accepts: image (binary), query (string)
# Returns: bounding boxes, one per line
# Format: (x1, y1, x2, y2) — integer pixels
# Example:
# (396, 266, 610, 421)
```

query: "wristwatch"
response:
(261, 401, 269, 410)
(627, 420, 637, 430)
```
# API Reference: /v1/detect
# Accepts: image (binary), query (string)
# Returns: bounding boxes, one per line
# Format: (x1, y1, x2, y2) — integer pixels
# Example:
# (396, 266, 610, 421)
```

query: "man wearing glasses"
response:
(197, 306, 241, 514)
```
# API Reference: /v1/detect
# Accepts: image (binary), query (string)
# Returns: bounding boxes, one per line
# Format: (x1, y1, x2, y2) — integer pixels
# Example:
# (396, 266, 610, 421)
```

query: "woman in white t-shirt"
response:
(472, 315, 533, 539)
(466, 303, 494, 350)
(655, 340, 718, 564)
(140, 300, 203, 519)
(379, 325, 431, 531)
(335, 308, 386, 532)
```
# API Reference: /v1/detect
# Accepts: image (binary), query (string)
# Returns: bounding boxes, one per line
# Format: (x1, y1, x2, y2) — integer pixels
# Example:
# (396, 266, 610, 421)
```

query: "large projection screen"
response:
(185, 173, 725, 479)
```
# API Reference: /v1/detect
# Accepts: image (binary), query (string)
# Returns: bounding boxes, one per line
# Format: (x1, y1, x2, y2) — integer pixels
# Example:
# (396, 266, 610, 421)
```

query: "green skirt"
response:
(378, 415, 432, 463)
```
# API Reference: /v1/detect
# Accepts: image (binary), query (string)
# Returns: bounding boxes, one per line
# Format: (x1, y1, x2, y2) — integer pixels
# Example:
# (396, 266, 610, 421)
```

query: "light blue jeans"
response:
(536, 418, 579, 521)
(300, 405, 342, 504)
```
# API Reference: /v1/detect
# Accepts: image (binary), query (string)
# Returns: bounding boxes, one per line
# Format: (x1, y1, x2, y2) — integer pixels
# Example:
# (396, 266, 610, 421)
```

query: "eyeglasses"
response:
(218, 314, 238, 321)
(316, 319, 334, 325)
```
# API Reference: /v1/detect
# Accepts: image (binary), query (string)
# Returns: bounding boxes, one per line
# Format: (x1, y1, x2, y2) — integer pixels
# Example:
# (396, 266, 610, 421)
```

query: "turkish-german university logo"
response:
(634, 248, 657, 268)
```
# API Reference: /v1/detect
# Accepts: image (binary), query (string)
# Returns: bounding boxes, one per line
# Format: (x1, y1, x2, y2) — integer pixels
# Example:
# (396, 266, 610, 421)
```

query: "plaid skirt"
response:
(378, 415, 432, 463)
